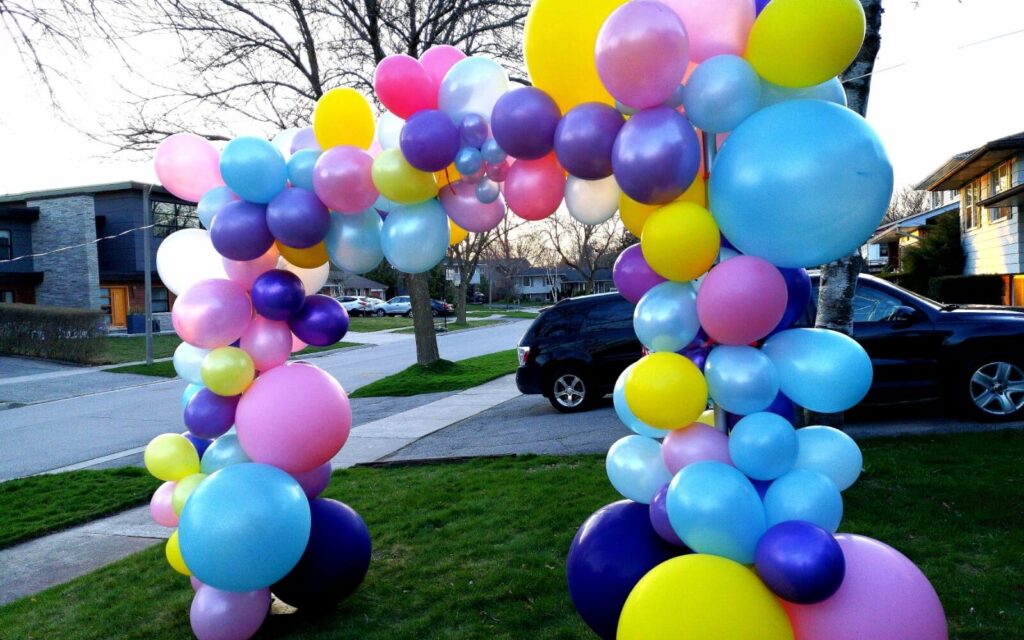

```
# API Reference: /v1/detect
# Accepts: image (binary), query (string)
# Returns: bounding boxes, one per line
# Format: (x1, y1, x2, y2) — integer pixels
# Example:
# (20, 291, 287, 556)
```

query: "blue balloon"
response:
(380, 199, 449, 274)
(613, 368, 666, 439)
(633, 282, 700, 353)
(373, 194, 397, 217)
(763, 469, 843, 532)
(760, 77, 847, 109)
(475, 179, 500, 204)
(196, 186, 238, 229)
(606, 435, 671, 504)
(183, 432, 212, 459)
(287, 149, 320, 191)
(755, 521, 845, 604)
(704, 345, 779, 416)
(480, 138, 507, 165)
(460, 114, 489, 149)
(794, 426, 863, 491)
(724, 390, 796, 430)
(770, 267, 811, 334)
(272, 499, 371, 609)
(180, 463, 310, 591)
(454, 147, 484, 175)
(182, 383, 203, 410)
(728, 412, 798, 481)
(755, 0, 772, 14)
(219, 136, 288, 204)
(682, 55, 761, 133)
(200, 433, 251, 474)
(325, 209, 383, 274)
(667, 461, 766, 564)
(709, 100, 893, 268)
(567, 500, 681, 640)
(762, 328, 873, 413)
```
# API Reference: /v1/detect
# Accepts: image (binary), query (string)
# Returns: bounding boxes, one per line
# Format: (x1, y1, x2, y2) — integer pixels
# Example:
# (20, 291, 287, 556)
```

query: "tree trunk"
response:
(407, 272, 440, 365)
(456, 278, 469, 323)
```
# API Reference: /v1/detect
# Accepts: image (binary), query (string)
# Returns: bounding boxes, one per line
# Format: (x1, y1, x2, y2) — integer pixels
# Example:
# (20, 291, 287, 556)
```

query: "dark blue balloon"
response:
(755, 0, 772, 15)
(554, 102, 625, 180)
(288, 294, 349, 347)
(272, 498, 371, 609)
(184, 432, 213, 459)
(567, 500, 681, 640)
(750, 478, 772, 500)
(491, 87, 562, 160)
(612, 107, 701, 204)
(251, 269, 306, 321)
(770, 267, 812, 334)
(400, 109, 461, 172)
(755, 520, 846, 604)
(725, 391, 795, 430)
(209, 200, 275, 261)
(266, 187, 330, 249)
(184, 388, 240, 440)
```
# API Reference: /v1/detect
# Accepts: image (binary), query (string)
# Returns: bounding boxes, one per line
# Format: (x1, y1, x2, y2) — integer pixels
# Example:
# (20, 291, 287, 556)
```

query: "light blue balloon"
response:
(605, 435, 671, 504)
(380, 199, 449, 274)
(219, 136, 288, 204)
(728, 412, 798, 481)
(454, 147, 484, 175)
(763, 468, 843, 533)
(373, 194, 397, 216)
(682, 55, 761, 133)
(200, 434, 251, 474)
(704, 345, 779, 415)
(438, 57, 509, 125)
(633, 282, 699, 353)
(325, 209, 383, 274)
(180, 463, 310, 591)
(196, 186, 237, 229)
(667, 461, 766, 563)
(613, 367, 667, 439)
(287, 148, 320, 191)
(709, 100, 893, 268)
(481, 138, 507, 165)
(760, 77, 847, 109)
(794, 426, 863, 491)
(476, 179, 500, 204)
(762, 328, 873, 413)
(181, 383, 203, 409)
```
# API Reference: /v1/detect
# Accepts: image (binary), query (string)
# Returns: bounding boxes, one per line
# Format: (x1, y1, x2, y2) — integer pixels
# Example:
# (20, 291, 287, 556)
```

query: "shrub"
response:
(0, 303, 105, 363)
(877, 271, 928, 296)
(928, 275, 1005, 305)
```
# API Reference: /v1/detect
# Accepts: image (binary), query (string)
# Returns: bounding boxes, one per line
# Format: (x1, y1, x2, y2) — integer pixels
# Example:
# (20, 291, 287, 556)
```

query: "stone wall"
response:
(27, 196, 102, 309)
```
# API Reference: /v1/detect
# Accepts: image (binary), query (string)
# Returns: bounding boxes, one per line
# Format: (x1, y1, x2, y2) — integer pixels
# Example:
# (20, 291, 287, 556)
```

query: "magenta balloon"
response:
(222, 246, 280, 291)
(154, 133, 225, 203)
(374, 54, 437, 119)
(613, 244, 667, 304)
(172, 279, 254, 349)
(783, 534, 947, 640)
(439, 180, 506, 232)
(595, 1, 690, 109)
(313, 146, 379, 213)
(190, 586, 270, 640)
(504, 154, 565, 221)
(420, 45, 466, 89)
(485, 159, 510, 182)
(661, 424, 732, 474)
(291, 461, 332, 499)
(150, 481, 178, 527)
(236, 363, 351, 473)
(239, 316, 292, 372)
(696, 256, 788, 345)
(660, 0, 756, 62)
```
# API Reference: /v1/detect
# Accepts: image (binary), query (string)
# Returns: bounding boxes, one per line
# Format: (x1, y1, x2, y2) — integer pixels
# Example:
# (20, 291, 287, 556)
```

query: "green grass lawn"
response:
(349, 349, 517, 398)
(97, 335, 183, 364)
(347, 316, 413, 332)
(0, 431, 1020, 639)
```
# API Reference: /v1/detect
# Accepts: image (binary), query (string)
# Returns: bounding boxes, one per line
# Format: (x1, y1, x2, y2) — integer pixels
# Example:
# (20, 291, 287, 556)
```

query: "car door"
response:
(582, 297, 642, 391)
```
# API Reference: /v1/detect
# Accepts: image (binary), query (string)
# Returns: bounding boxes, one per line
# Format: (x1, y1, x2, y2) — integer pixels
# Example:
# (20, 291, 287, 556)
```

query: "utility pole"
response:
(142, 184, 154, 365)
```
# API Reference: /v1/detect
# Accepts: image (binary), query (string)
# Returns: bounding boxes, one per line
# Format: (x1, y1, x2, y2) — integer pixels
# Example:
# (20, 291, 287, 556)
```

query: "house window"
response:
(931, 192, 942, 209)
(0, 230, 11, 260)
(152, 286, 170, 313)
(152, 201, 199, 237)
(0, 289, 13, 303)
(963, 182, 982, 230)
(878, 243, 889, 257)
(989, 161, 1014, 223)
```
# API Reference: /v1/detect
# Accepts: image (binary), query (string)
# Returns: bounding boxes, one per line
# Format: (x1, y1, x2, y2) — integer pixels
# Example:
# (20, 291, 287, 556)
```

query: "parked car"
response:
(431, 299, 454, 317)
(336, 296, 368, 317)
(359, 296, 385, 316)
(380, 296, 412, 316)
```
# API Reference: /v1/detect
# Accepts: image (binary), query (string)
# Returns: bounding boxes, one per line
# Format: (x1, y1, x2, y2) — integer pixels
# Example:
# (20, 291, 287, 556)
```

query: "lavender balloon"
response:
(400, 109, 461, 172)
(613, 244, 667, 304)
(459, 114, 489, 148)
(292, 462, 333, 499)
(289, 295, 349, 346)
(209, 200, 275, 261)
(491, 87, 562, 160)
(184, 389, 241, 440)
(290, 127, 321, 154)
(440, 180, 505, 232)
(649, 483, 688, 548)
(267, 188, 330, 249)
(612, 107, 701, 204)
(554, 103, 625, 179)
(190, 586, 270, 640)
(251, 269, 306, 321)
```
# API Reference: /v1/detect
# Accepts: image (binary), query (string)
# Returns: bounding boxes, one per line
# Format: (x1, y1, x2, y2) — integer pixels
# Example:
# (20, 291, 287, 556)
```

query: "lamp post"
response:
(142, 184, 154, 365)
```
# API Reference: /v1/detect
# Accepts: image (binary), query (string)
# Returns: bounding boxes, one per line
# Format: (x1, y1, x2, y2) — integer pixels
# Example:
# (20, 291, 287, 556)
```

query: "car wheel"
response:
(959, 356, 1024, 421)
(431, 309, 439, 317)
(404, 310, 413, 318)
(376, 309, 385, 317)
(547, 369, 591, 413)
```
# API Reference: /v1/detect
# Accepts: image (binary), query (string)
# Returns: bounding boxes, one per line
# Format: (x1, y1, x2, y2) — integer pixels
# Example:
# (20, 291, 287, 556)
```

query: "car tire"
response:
(375, 309, 385, 317)
(956, 354, 1024, 422)
(546, 367, 593, 414)
(404, 310, 413, 318)
(431, 309, 439, 318)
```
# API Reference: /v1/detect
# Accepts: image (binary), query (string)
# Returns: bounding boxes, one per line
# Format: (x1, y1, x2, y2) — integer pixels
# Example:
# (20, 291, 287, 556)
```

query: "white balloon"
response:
(271, 127, 300, 160)
(376, 112, 404, 150)
(565, 175, 620, 225)
(438, 57, 509, 124)
(173, 342, 210, 385)
(279, 258, 330, 295)
(156, 229, 229, 296)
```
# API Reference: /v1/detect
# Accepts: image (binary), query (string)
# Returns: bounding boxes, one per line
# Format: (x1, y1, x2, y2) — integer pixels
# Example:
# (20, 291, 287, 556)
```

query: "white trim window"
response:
(989, 161, 1014, 223)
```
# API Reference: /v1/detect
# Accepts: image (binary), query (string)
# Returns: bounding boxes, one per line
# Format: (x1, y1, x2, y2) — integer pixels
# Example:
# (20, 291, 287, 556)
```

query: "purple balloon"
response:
(460, 114, 489, 148)
(554, 102, 625, 179)
(491, 87, 562, 160)
(290, 127, 321, 154)
(649, 484, 688, 548)
(440, 180, 506, 233)
(289, 294, 349, 346)
(756, 0, 772, 15)
(613, 244, 667, 304)
(209, 200, 275, 261)
(400, 109, 461, 172)
(680, 342, 710, 372)
(755, 521, 846, 604)
(725, 390, 796, 430)
(184, 389, 240, 440)
(612, 107, 701, 204)
(251, 269, 306, 321)
(770, 267, 812, 334)
(190, 585, 270, 640)
(267, 188, 330, 249)
(184, 432, 213, 459)
(291, 461, 332, 499)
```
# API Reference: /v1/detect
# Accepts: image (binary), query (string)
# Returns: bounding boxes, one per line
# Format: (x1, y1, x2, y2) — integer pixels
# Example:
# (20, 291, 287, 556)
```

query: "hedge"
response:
(928, 275, 1005, 305)
(0, 303, 106, 363)
(877, 271, 928, 296)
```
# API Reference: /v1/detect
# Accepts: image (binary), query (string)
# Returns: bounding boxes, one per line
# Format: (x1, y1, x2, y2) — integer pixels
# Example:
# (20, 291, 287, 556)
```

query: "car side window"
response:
(539, 309, 577, 338)
(852, 286, 905, 323)
(584, 298, 635, 333)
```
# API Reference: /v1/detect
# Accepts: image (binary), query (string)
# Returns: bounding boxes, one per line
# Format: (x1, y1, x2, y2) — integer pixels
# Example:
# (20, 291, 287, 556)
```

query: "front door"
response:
(103, 287, 128, 327)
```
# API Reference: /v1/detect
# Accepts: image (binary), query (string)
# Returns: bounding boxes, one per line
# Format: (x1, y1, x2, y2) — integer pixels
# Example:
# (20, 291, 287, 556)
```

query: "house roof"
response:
(916, 131, 1024, 191)
(516, 266, 613, 282)
(867, 202, 959, 245)
(329, 272, 386, 290)
(0, 181, 173, 204)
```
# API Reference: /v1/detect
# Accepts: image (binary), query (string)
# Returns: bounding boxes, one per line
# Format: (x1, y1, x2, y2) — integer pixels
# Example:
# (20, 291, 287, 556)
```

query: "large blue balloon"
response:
(760, 77, 847, 109)
(287, 149, 320, 191)
(682, 55, 761, 133)
(380, 199, 449, 274)
(200, 433, 251, 474)
(611, 106, 701, 204)
(666, 461, 767, 564)
(755, 520, 845, 604)
(613, 367, 666, 439)
(763, 468, 844, 532)
(272, 499, 371, 609)
(633, 282, 699, 353)
(325, 209, 383, 274)
(762, 328, 873, 413)
(709, 100, 893, 268)
(220, 136, 288, 204)
(606, 435, 671, 504)
(728, 412, 798, 481)
(566, 500, 681, 640)
(704, 345, 780, 416)
(180, 463, 311, 591)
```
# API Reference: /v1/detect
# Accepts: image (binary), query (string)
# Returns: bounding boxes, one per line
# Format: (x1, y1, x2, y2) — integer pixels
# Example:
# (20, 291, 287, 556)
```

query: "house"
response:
(863, 195, 959, 272)
(513, 266, 615, 301)
(322, 270, 387, 299)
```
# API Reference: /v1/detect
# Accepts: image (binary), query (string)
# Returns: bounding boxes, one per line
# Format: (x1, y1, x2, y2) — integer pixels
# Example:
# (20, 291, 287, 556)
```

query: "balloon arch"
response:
(143, 0, 947, 638)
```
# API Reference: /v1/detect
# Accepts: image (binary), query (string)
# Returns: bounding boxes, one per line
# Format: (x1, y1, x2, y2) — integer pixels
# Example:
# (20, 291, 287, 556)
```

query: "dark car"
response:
(431, 299, 454, 317)
(516, 275, 1024, 420)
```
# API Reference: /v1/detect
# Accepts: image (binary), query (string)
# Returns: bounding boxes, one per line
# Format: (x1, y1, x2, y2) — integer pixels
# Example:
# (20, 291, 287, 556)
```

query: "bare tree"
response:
(883, 186, 927, 224)
(543, 211, 624, 295)
(447, 231, 492, 323)
(482, 215, 544, 304)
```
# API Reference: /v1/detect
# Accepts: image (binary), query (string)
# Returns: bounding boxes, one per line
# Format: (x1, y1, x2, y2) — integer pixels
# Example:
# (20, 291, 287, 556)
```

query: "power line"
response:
(0, 223, 157, 264)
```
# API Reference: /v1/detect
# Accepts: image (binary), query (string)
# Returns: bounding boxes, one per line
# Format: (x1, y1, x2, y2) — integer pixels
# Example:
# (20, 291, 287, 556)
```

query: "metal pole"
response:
(142, 184, 154, 365)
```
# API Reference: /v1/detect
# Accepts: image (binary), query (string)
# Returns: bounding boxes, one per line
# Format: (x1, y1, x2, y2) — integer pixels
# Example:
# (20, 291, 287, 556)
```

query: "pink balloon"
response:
(596, 1, 690, 109)
(154, 133, 225, 203)
(485, 159, 511, 182)
(313, 146, 379, 213)
(236, 363, 351, 473)
(784, 534, 947, 640)
(222, 245, 280, 291)
(659, 0, 756, 62)
(150, 481, 178, 527)
(696, 255, 787, 345)
(374, 54, 437, 119)
(661, 423, 732, 474)
(291, 461, 332, 499)
(420, 45, 467, 89)
(439, 180, 506, 232)
(190, 576, 204, 591)
(290, 333, 307, 353)
(504, 154, 565, 221)
(240, 316, 292, 372)
(190, 585, 270, 640)
(172, 279, 254, 349)
(613, 244, 667, 304)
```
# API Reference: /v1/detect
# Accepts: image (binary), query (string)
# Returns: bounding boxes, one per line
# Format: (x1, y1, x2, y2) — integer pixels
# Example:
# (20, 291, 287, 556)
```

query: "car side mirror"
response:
(890, 305, 920, 324)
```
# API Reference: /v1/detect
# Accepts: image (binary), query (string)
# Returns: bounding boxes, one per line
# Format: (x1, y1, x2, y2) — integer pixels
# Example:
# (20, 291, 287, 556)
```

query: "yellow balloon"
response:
(449, 218, 469, 246)
(640, 202, 720, 281)
(277, 241, 328, 269)
(618, 554, 794, 639)
(746, 0, 866, 88)
(371, 148, 438, 204)
(436, 164, 461, 189)
(145, 433, 200, 482)
(620, 178, 707, 237)
(171, 473, 207, 516)
(524, 0, 627, 113)
(201, 346, 254, 396)
(312, 87, 375, 149)
(697, 409, 716, 427)
(165, 529, 191, 576)
(678, 173, 708, 208)
(624, 353, 707, 430)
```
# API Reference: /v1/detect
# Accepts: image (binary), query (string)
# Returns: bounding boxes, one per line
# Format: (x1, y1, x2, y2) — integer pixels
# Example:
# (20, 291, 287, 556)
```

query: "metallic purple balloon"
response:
(184, 389, 241, 440)
(267, 188, 330, 249)
(755, 520, 845, 604)
(491, 87, 562, 160)
(184, 433, 213, 459)
(289, 295, 349, 346)
(291, 461, 332, 499)
(209, 200, 275, 261)
(649, 484, 688, 548)
(190, 585, 270, 640)
(400, 109, 461, 172)
(251, 269, 306, 321)
(611, 106, 701, 204)
(459, 114, 489, 148)
(290, 127, 321, 154)
(554, 103, 625, 179)
(439, 180, 506, 233)
(613, 244, 667, 304)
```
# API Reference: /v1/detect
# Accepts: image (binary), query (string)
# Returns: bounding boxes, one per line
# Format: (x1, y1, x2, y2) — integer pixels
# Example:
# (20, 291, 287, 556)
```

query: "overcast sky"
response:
(1, 0, 1022, 196)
